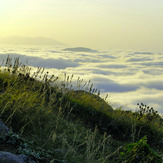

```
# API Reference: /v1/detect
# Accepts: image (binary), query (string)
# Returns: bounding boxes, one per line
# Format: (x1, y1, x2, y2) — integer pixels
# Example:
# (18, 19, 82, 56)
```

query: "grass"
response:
(0, 56, 162, 162)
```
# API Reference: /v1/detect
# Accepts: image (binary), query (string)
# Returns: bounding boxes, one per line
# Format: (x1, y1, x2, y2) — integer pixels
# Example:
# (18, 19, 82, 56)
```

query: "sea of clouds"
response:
(0, 45, 163, 114)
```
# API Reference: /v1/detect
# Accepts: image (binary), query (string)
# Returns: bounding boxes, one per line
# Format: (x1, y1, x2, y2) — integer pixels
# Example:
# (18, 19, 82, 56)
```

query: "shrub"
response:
(120, 136, 162, 163)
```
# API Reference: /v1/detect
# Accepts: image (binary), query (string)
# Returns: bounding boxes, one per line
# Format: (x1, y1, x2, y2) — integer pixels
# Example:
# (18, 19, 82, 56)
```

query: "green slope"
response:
(0, 58, 162, 162)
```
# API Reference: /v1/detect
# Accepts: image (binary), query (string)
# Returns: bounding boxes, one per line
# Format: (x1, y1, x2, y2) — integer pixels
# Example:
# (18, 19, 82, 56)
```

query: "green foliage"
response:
(120, 136, 162, 163)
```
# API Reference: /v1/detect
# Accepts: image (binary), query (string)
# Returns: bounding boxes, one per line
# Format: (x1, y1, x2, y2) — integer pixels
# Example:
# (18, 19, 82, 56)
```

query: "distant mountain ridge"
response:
(0, 36, 66, 46)
(63, 47, 99, 53)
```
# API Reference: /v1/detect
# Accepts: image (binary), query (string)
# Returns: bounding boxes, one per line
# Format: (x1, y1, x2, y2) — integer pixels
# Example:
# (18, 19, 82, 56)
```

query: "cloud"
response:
(107, 88, 163, 114)
(49, 50, 62, 53)
(92, 77, 139, 92)
(99, 54, 117, 59)
(130, 89, 163, 114)
(133, 52, 153, 55)
(140, 61, 163, 67)
(30, 58, 79, 69)
(127, 57, 153, 62)
(91, 68, 135, 76)
(74, 58, 103, 63)
(0, 53, 80, 69)
(0, 48, 163, 114)
(146, 81, 163, 90)
(128, 51, 153, 55)
(98, 64, 127, 69)
(91, 69, 113, 75)
(143, 69, 163, 75)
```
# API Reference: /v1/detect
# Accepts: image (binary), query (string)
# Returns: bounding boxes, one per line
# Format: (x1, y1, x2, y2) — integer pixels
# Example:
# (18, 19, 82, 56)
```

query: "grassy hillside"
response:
(0, 57, 162, 162)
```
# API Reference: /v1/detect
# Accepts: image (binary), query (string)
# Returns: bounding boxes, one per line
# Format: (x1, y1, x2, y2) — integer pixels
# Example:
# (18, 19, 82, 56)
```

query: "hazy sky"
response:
(0, 0, 163, 49)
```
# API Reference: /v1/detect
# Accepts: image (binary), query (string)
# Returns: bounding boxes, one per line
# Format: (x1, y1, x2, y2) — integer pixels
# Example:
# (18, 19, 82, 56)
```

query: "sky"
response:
(0, 0, 163, 49)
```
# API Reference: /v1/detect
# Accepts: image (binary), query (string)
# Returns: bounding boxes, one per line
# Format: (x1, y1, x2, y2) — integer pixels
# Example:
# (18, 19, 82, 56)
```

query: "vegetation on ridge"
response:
(0, 56, 162, 162)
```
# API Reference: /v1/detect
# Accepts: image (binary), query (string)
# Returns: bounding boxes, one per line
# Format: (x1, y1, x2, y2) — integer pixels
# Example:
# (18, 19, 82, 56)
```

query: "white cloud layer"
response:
(0, 45, 163, 114)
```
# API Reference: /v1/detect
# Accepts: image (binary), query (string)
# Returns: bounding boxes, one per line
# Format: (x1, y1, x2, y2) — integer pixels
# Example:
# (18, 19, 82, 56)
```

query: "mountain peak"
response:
(0, 36, 66, 46)
(63, 47, 99, 53)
